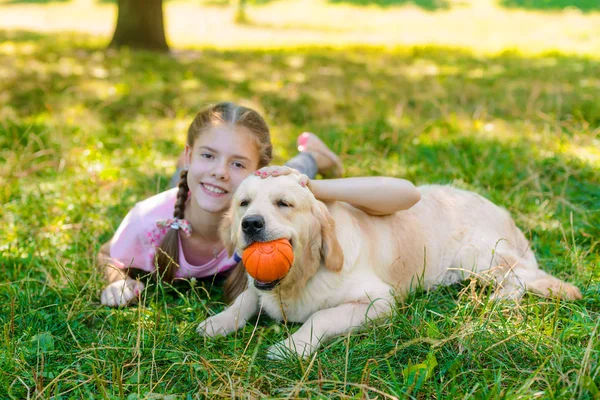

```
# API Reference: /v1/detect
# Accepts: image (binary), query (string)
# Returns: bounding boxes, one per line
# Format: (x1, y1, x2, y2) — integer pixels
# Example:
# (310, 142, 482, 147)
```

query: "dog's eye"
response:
(240, 199, 250, 207)
(276, 200, 292, 208)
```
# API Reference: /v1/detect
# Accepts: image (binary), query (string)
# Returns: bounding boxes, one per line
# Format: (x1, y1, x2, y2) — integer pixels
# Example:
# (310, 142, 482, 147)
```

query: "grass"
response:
(0, 1, 599, 397)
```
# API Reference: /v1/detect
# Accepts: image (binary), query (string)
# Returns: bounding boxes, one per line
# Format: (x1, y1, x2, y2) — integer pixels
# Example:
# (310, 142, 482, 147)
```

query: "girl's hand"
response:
(101, 278, 145, 307)
(255, 166, 310, 188)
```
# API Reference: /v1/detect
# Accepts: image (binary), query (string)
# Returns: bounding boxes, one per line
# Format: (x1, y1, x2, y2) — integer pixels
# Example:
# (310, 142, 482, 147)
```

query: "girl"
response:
(98, 102, 421, 307)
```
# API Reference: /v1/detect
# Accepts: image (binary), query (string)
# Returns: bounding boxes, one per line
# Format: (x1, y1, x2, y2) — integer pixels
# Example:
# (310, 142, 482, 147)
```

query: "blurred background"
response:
(1, 0, 600, 52)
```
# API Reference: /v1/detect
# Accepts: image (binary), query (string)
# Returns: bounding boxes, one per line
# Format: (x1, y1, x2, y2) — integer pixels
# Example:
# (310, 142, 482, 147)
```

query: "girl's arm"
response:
(256, 167, 421, 216)
(310, 177, 420, 216)
(97, 240, 129, 283)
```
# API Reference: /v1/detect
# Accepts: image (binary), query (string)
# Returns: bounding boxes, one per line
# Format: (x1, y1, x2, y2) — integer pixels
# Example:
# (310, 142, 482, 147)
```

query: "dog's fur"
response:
(197, 175, 582, 359)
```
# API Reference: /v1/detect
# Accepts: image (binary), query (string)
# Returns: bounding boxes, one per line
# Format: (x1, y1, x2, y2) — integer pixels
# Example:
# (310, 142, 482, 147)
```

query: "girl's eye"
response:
(240, 200, 249, 207)
(201, 153, 214, 159)
(232, 162, 246, 169)
(277, 200, 292, 208)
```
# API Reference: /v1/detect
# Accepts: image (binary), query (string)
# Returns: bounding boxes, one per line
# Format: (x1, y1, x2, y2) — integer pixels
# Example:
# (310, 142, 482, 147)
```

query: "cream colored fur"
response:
(197, 175, 582, 359)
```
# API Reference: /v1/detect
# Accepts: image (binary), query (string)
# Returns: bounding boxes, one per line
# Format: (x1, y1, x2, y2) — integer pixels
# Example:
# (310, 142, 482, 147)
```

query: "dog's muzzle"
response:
(241, 215, 269, 243)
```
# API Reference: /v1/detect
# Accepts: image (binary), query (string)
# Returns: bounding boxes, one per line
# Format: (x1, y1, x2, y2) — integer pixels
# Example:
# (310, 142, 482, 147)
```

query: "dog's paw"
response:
(266, 341, 290, 360)
(196, 313, 236, 338)
(101, 279, 144, 307)
(267, 337, 318, 360)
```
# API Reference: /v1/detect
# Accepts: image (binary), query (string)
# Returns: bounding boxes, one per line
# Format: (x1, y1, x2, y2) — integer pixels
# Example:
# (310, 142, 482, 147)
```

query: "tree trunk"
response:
(109, 0, 169, 52)
(233, 0, 248, 24)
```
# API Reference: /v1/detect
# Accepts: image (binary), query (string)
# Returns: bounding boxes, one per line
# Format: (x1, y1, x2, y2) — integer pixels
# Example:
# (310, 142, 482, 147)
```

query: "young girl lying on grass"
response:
(97, 102, 421, 307)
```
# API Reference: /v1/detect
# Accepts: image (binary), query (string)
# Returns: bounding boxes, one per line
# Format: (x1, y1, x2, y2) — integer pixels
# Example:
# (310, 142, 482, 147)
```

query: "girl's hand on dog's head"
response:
(255, 166, 310, 188)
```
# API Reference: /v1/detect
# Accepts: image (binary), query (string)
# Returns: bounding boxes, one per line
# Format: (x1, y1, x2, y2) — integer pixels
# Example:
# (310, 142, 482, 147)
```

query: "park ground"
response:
(0, 0, 599, 398)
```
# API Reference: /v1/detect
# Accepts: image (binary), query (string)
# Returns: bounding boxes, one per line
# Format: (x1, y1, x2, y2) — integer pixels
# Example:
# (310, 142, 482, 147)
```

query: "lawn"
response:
(0, 1, 599, 398)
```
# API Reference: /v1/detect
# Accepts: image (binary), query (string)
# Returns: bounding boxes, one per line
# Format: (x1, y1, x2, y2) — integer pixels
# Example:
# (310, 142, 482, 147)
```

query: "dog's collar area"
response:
(254, 279, 282, 291)
(233, 252, 242, 263)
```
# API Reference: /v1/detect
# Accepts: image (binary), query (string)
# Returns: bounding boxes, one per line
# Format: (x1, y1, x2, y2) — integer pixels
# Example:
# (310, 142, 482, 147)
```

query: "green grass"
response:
(0, 29, 599, 398)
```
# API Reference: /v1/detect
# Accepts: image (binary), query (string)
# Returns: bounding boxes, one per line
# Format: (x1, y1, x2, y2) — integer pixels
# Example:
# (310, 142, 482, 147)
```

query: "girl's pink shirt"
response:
(109, 188, 237, 278)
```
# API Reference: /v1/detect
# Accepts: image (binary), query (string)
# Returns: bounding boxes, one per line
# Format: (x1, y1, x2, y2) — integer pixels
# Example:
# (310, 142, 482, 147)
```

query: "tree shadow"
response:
(499, 0, 600, 13)
(327, 0, 450, 10)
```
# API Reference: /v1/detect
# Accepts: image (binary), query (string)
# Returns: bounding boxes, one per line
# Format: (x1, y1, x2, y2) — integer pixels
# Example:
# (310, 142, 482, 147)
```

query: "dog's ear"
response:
(312, 201, 344, 272)
(219, 209, 237, 256)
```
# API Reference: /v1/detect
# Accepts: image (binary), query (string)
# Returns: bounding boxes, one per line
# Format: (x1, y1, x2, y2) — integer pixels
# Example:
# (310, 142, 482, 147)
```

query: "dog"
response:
(197, 174, 582, 359)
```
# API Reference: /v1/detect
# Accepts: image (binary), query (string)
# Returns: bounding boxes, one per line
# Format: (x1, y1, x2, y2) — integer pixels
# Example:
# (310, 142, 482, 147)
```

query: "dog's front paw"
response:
(101, 279, 144, 307)
(266, 341, 290, 360)
(196, 313, 236, 338)
(267, 337, 319, 360)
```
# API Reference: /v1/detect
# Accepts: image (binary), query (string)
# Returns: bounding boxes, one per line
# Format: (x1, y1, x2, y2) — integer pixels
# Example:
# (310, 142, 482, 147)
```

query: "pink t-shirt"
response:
(109, 188, 237, 279)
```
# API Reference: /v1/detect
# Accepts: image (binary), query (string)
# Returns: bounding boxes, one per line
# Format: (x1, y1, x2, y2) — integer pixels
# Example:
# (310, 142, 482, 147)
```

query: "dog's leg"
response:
(455, 242, 582, 301)
(496, 266, 583, 300)
(267, 297, 392, 360)
(197, 288, 259, 337)
(485, 247, 582, 301)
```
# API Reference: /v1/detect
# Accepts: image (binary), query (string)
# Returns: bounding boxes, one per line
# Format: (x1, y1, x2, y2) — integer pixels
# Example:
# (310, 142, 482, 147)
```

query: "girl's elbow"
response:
(408, 188, 421, 208)
(396, 180, 421, 210)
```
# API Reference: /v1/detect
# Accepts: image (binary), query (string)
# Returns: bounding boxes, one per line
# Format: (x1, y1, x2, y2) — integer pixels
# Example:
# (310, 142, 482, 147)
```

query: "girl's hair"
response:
(155, 102, 273, 284)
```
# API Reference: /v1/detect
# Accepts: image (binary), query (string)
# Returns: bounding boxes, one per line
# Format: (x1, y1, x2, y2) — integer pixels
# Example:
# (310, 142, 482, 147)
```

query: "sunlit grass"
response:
(0, 14, 599, 400)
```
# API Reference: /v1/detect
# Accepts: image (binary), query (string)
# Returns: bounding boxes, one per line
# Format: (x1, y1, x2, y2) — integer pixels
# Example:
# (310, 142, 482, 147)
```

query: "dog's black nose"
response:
(242, 215, 265, 236)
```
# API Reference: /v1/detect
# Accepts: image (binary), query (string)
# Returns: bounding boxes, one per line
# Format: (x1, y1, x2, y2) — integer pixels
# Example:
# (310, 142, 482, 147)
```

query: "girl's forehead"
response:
(194, 124, 259, 158)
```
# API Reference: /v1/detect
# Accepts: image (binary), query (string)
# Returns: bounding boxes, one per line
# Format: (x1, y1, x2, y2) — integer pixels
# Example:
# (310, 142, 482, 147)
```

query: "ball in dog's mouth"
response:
(243, 238, 294, 287)
(249, 241, 291, 291)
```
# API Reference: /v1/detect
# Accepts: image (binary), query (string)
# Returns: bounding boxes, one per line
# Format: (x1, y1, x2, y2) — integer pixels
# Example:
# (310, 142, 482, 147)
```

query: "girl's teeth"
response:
(204, 184, 225, 194)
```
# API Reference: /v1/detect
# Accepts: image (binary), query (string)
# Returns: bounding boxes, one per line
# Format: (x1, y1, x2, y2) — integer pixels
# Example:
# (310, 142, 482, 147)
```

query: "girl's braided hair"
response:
(155, 102, 273, 286)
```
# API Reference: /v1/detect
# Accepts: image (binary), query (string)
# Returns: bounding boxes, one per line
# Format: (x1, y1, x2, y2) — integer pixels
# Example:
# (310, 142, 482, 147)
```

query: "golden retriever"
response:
(197, 174, 582, 359)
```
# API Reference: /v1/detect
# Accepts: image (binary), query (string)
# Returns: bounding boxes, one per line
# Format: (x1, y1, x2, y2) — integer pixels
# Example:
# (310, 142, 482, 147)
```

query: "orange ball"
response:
(242, 238, 294, 282)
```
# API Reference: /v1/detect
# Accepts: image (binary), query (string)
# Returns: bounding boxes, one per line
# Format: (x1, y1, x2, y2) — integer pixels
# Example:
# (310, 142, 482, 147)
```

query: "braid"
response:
(174, 169, 189, 219)
(156, 169, 189, 283)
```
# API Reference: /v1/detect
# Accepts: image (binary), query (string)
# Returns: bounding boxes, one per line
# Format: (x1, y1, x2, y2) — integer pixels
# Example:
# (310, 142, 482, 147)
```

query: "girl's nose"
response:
(211, 161, 229, 180)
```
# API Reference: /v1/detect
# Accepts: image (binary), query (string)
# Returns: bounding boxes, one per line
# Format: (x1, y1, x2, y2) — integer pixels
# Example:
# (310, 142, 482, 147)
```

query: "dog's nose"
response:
(242, 215, 265, 236)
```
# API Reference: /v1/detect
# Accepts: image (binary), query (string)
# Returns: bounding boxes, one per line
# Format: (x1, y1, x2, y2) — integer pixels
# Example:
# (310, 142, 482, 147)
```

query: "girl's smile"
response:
(200, 182, 228, 196)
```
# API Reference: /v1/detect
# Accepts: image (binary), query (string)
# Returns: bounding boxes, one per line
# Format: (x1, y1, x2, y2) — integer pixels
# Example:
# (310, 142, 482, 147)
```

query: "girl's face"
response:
(185, 124, 261, 214)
